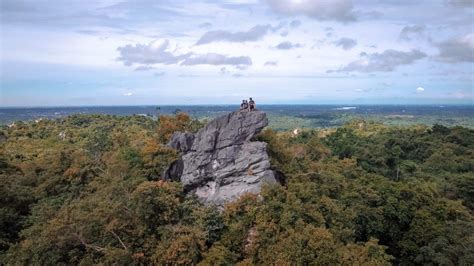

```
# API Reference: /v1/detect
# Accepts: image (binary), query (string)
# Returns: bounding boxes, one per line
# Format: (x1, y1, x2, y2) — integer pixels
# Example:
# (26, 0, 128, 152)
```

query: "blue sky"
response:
(0, 0, 473, 106)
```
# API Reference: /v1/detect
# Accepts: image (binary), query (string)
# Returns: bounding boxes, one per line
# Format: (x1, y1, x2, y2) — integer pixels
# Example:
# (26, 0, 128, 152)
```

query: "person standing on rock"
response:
(249, 98, 256, 111)
(241, 100, 249, 111)
(240, 100, 246, 110)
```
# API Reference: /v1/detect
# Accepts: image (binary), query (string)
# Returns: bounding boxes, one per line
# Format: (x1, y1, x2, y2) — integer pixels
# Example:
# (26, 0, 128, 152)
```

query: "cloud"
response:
(196, 24, 273, 45)
(118, 39, 253, 67)
(325, 26, 335, 37)
(264, 61, 278, 66)
(275, 41, 302, 49)
(265, 0, 356, 22)
(330, 49, 427, 73)
(0, 0, 119, 27)
(289, 19, 301, 28)
(447, 89, 473, 99)
(123, 92, 133, 96)
(354, 88, 372, 93)
(435, 34, 474, 63)
(117, 39, 190, 66)
(220, 67, 229, 74)
(181, 53, 252, 66)
(134, 65, 155, 71)
(416, 87, 425, 92)
(334, 37, 357, 50)
(445, 0, 474, 7)
(235, 65, 248, 70)
(399, 25, 426, 41)
(379, 81, 393, 87)
(198, 22, 212, 28)
(154, 72, 165, 76)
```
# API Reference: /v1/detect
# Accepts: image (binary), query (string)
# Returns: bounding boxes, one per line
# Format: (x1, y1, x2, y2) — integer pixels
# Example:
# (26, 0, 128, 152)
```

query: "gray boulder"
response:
(169, 132, 195, 152)
(164, 110, 278, 205)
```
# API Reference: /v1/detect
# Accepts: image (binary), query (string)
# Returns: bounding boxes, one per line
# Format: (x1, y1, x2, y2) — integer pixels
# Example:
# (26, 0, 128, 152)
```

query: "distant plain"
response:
(1, 105, 473, 130)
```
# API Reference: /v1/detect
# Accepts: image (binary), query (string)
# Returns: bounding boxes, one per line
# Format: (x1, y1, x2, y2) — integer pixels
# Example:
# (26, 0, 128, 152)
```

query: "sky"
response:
(0, 0, 473, 106)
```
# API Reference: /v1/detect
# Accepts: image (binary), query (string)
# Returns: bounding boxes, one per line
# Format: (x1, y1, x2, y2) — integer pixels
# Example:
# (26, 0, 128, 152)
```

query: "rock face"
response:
(164, 110, 277, 205)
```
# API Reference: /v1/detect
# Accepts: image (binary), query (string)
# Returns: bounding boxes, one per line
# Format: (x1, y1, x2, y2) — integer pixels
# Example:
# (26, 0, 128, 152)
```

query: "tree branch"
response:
(73, 232, 107, 253)
(110, 230, 128, 250)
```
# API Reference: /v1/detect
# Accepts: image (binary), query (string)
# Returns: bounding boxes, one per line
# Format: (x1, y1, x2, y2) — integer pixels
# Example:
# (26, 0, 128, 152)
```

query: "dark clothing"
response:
(249, 100, 255, 111)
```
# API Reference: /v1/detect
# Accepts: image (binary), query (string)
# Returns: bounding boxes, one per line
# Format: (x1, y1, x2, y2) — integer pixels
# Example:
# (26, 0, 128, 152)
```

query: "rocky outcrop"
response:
(164, 110, 277, 205)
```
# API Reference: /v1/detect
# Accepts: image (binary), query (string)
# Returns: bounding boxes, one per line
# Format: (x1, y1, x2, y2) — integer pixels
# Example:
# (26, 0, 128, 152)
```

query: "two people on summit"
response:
(240, 98, 256, 111)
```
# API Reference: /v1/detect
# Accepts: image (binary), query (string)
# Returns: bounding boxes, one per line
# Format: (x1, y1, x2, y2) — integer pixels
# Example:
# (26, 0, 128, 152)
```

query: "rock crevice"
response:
(164, 110, 277, 205)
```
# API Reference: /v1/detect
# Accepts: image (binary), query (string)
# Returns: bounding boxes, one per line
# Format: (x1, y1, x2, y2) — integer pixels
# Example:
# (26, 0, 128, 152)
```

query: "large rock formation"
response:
(163, 110, 277, 205)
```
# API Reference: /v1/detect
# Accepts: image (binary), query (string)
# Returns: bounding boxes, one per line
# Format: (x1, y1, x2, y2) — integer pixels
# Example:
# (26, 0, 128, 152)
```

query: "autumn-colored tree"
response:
(1, 114, 473, 265)
(157, 112, 202, 143)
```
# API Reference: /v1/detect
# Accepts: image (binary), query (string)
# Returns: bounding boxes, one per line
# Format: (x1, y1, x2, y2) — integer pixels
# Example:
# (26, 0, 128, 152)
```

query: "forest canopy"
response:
(1, 114, 473, 265)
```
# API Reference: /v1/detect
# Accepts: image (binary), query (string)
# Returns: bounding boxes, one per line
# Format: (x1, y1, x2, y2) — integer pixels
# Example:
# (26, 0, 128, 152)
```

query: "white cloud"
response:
(331, 49, 427, 73)
(220, 67, 229, 74)
(134, 65, 155, 71)
(265, 0, 356, 22)
(289, 20, 301, 28)
(334, 37, 357, 50)
(435, 34, 474, 63)
(264, 60, 278, 66)
(416, 87, 425, 92)
(123, 92, 133, 96)
(399, 25, 426, 41)
(275, 41, 302, 49)
(448, 89, 473, 99)
(117, 40, 190, 66)
(198, 22, 212, 29)
(196, 24, 274, 45)
(181, 53, 252, 66)
(445, 0, 474, 8)
(118, 39, 253, 67)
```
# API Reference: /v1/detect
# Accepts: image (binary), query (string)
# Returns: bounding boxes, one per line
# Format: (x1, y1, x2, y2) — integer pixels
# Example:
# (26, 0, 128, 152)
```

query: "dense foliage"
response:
(1, 114, 472, 265)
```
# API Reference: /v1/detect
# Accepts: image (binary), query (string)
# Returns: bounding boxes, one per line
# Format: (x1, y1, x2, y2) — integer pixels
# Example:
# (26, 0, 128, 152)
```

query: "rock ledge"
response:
(163, 110, 277, 205)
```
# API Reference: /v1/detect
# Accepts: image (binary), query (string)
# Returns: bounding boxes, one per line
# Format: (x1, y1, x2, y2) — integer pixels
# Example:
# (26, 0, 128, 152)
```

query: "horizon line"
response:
(1, 103, 473, 108)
